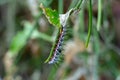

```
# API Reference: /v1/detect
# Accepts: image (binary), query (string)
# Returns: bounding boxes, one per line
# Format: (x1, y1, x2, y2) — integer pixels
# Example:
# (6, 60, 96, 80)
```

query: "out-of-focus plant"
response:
(10, 21, 53, 56)
(2, 0, 120, 80)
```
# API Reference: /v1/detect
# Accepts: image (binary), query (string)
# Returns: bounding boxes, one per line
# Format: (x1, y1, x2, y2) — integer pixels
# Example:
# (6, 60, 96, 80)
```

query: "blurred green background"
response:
(0, 0, 120, 80)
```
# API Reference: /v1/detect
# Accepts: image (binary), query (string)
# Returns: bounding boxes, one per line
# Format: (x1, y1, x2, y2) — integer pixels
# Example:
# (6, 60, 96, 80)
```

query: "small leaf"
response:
(40, 4, 61, 28)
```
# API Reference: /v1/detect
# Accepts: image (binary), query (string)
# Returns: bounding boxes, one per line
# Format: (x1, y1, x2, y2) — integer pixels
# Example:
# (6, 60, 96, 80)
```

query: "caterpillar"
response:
(45, 25, 67, 64)
(42, 5, 73, 64)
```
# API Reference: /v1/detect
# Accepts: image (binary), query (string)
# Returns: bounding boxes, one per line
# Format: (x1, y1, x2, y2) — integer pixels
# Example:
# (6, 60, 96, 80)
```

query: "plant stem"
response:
(93, 27, 100, 80)
(74, 0, 83, 10)
(85, 0, 92, 47)
(58, 0, 63, 13)
(68, 0, 78, 10)
(97, 0, 102, 31)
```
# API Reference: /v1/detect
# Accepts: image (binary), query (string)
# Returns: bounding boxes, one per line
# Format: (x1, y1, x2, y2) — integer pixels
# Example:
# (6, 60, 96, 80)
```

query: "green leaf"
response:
(10, 21, 34, 55)
(40, 4, 61, 28)
(10, 21, 53, 56)
(10, 31, 27, 54)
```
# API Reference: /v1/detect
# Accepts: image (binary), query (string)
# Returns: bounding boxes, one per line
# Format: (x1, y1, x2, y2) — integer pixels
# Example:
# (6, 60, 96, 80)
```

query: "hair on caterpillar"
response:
(48, 26, 67, 64)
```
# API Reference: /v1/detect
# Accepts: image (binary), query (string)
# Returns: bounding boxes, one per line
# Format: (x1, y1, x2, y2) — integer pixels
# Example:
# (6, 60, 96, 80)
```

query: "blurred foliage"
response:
(0, 0, 120, 80)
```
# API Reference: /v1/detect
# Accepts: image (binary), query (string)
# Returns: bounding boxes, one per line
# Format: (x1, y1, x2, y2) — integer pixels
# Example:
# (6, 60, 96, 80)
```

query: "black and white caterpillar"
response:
(44, 9, 73, 64)
(48, 26, 67, 64)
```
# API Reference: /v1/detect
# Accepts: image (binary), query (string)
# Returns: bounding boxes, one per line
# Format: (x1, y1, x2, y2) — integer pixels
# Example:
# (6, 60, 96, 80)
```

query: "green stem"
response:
(32, 31, 53, 42)
(93, 27, 100, 80)
(58, 0, 63, 13)
(74, 0, 83, 10)
(79, 10, 84, 32)
(68, 0, 78, 10)
(97, 0, 102, 31)
(85, 0, 92, 47)
(44, 28, 61, 63)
